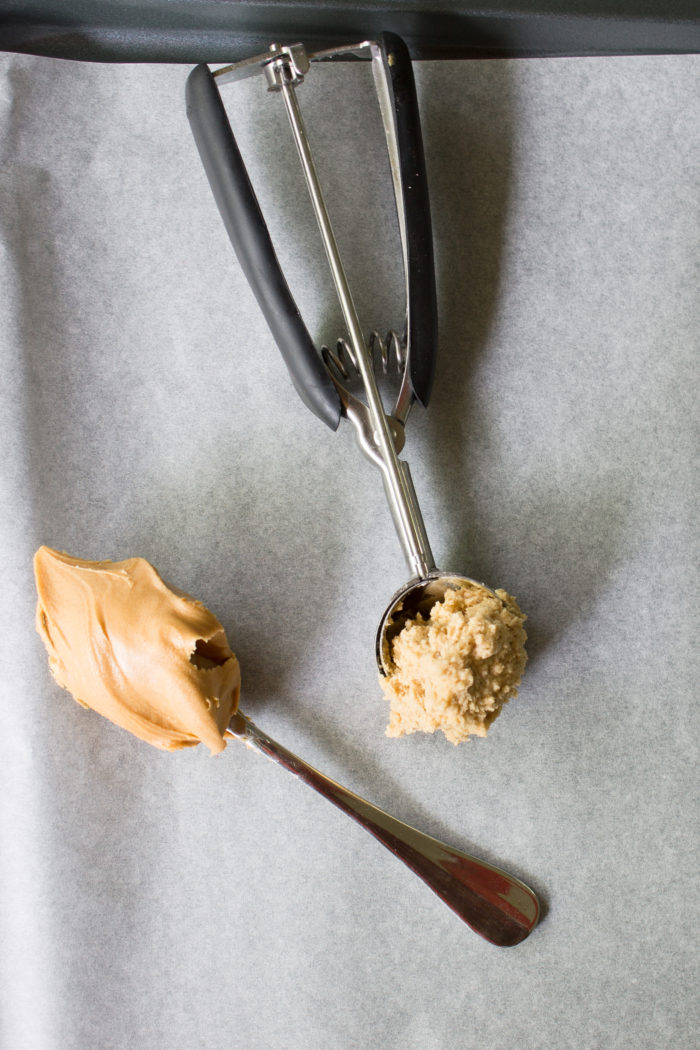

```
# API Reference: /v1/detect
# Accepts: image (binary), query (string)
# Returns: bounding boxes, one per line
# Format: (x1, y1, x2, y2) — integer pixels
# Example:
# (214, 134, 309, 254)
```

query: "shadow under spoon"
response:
(227, 711, 540, 947)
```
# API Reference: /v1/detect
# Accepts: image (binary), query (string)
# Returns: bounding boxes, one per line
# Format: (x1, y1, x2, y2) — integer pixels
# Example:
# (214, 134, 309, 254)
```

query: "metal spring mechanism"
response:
(322, 330, 407, 380)
(321, 328, 414, 436)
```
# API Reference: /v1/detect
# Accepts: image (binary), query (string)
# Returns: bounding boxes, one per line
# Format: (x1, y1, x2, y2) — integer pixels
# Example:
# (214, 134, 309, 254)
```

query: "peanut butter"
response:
(34, 546, 240, 754)
(380, 583, 527, 744)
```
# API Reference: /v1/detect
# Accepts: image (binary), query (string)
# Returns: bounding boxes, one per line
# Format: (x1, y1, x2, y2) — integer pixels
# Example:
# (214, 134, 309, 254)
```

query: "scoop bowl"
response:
(376, 571, 502, 675)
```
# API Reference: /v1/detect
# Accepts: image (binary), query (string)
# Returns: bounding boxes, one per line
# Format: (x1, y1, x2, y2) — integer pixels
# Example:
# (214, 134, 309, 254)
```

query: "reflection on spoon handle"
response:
(227, 712, 539, 947)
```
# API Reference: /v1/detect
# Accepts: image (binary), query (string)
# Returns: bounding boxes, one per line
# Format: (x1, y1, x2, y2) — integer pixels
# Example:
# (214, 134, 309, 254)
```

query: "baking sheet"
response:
(1, 50, 698, 1050)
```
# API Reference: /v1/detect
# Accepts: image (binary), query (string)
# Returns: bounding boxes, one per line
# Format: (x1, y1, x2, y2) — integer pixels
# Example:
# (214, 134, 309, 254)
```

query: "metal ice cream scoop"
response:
(186, 35, 498, 675)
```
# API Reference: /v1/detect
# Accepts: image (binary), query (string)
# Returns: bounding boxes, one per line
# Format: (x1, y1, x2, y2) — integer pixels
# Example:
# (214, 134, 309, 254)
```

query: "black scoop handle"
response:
(378, 33, 437, 408)
(186, 62, 342, 430)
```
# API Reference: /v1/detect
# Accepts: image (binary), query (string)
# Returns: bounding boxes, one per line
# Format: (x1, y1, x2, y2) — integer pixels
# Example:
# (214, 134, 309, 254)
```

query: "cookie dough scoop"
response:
(185, 36, 520, 686)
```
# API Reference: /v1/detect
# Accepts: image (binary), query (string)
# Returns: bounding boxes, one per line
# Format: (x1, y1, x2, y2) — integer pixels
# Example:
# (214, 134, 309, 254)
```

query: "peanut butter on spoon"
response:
(34, 546, 240, 754)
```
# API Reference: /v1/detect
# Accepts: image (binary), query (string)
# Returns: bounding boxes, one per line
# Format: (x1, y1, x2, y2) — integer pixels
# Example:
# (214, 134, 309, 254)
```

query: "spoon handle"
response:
(227, 712, 539, 947)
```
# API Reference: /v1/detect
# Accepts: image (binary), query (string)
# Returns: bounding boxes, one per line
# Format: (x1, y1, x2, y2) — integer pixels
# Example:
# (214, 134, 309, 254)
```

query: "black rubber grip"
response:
(186, 62, 342, 430)
(379, 32, 438, 409)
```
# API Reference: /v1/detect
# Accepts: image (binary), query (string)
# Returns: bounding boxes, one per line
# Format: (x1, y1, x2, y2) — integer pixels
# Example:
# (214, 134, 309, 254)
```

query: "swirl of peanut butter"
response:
(34, 546, 240, 754)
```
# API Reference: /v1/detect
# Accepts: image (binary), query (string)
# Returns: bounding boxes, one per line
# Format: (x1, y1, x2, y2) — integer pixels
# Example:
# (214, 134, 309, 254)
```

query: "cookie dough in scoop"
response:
(34, 546, 240, 754)
(380, 582, 527, 744)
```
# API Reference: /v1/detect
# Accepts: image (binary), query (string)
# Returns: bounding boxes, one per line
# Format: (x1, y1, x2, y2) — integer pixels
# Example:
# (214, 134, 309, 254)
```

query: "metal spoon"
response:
(228, 710, 540, 946)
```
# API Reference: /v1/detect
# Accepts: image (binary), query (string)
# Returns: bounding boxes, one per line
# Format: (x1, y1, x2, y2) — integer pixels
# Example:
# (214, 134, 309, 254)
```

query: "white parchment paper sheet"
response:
(1, 50, 698, 1050)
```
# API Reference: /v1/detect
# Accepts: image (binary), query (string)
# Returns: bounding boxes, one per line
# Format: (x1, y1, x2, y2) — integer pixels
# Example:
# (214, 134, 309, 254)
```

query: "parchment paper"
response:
(1, 50, 698, 1050)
